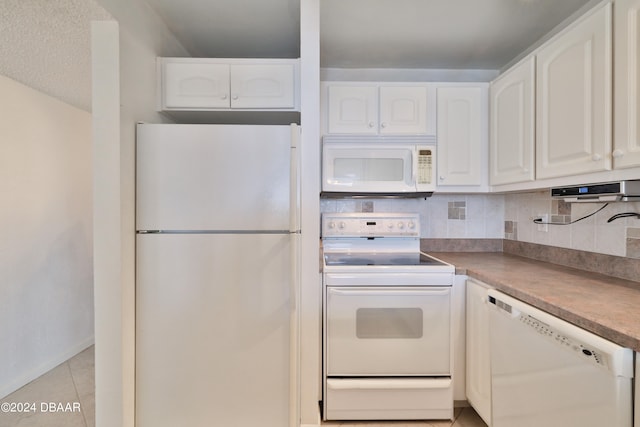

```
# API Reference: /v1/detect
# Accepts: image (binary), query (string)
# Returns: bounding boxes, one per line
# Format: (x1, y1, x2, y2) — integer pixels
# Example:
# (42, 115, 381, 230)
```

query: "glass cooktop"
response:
(324, 252, 448, 267)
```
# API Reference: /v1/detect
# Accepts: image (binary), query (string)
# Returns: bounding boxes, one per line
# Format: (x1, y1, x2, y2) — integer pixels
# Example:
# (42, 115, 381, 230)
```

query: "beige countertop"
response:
(432, 252, 640, 353)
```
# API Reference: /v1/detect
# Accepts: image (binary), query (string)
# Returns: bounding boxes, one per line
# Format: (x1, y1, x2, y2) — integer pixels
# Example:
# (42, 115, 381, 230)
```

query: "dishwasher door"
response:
(487, 290, 633, 427)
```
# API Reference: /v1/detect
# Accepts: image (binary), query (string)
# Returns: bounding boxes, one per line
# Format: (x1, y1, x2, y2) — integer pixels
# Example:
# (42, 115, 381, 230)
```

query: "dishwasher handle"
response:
(488, 295, 521, 318)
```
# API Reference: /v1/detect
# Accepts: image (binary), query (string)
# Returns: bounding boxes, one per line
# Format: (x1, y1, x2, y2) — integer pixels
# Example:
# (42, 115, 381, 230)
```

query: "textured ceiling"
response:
(0, 0, 112, 111)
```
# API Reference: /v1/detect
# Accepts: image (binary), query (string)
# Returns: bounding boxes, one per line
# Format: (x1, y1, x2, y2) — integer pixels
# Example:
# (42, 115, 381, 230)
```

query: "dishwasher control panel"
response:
(518, 313, 609, 369)
(489, 295, 611, 371)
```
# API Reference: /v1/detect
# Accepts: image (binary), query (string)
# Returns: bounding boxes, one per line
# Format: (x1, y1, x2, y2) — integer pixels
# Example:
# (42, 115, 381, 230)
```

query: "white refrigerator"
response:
(135, 123, 300, 427)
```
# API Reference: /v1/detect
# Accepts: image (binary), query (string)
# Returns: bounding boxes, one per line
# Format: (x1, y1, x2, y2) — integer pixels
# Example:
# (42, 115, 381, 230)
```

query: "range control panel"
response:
(322, 213, 420, 238)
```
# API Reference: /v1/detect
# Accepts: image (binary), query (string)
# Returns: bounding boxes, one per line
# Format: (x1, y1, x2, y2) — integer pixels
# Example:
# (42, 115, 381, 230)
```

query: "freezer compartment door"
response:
(136, 124, 292, 231)
(136, 233, 291, 427)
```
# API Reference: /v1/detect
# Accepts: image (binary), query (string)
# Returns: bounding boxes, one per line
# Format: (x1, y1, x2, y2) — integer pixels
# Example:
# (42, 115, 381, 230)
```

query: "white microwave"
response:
(321, 136, 436, 198)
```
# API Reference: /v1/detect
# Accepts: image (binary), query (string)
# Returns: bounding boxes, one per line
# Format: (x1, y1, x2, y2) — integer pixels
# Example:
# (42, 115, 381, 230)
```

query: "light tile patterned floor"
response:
(321, 406, 488, 427)
(0, 346, 95, 427)
(0, 347, 487, 427)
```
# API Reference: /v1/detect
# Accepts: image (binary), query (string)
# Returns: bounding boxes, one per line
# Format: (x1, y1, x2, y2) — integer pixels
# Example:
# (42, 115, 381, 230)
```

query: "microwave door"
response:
(323, 147, 415, 193)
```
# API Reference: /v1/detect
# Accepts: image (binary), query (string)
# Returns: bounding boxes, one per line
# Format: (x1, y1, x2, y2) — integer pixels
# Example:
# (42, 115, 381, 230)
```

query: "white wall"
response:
(91, 1, 188, 425)
(0, 75, 94, 398)
(299, 0, 322, 425)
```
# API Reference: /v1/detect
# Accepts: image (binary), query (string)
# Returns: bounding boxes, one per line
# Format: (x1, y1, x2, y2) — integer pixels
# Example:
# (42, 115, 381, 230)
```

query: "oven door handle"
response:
(327, 378, 452, 391)
(328, 288, 450, 297)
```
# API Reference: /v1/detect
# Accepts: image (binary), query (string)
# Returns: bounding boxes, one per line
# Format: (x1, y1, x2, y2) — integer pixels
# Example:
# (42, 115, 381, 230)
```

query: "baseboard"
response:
(0, 335, 95, 399)
(454, 399, 470, 408)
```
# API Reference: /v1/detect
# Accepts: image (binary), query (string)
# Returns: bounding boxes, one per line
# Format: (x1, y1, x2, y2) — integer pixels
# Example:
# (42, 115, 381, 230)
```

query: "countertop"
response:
(432, 252, 640, 353)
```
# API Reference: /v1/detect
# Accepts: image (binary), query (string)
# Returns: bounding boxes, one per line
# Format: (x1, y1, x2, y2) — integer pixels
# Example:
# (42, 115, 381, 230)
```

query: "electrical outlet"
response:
(537, 214, 549, 232)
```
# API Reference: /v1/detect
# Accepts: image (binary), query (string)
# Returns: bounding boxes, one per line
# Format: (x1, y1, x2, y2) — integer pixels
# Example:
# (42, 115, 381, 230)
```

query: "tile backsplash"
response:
(505, 191, 640, 258)
(320, 190, 640, 259)
(320, 194, 505, 239)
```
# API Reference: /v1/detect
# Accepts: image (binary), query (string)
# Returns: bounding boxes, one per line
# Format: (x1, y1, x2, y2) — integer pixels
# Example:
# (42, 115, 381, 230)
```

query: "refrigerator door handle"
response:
(288, 123, 301, 427)
(289, 123, 301, 234)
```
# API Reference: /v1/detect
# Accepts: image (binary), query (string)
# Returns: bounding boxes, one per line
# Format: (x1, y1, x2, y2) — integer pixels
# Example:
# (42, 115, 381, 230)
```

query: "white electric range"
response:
(321, 213, 455, 421)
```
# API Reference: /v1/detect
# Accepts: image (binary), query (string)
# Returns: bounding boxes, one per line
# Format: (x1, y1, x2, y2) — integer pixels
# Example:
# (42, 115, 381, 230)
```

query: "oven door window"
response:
(356, 307, 423, 339)
(326, 287, 451, 376)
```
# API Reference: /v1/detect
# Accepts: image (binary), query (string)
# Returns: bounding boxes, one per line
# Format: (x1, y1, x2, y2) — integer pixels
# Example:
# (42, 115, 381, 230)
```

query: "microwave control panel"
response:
(417, 148, 433, 184)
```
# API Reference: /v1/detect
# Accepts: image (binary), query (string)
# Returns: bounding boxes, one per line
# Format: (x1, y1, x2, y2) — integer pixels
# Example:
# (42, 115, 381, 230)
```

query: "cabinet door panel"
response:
(379, 86, 428, 134)
(490, 57, 535, 185)
(163, 62, 230, 109)
(327, 86, 378, 134)
(437, 87, 484, 186)
(230, 64, 295, 109)
(465, 280, 491, 426)
(614, 0, 640, 169)
(536, 4, 612, 179)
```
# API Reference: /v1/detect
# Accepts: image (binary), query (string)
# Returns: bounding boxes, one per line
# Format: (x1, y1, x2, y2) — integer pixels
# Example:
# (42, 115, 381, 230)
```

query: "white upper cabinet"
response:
(436, 86, 487, 187)
(614, 0, 640, 169)
(159, 58, 299, 111)
(535, 3, 612, 180)
(229, 64, 296, 109)
(327, 85, 378, 134)
(325, 84, 432, 135)
(489, 57, 535, 185)
(379, 86, 429, 134)
(163, 62, 230, 109)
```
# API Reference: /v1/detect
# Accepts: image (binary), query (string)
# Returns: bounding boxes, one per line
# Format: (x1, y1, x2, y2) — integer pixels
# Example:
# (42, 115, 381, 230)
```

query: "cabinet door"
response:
(437, 87, 484, 186)
(162, 62, 230, 109)
(327, 86, 378, 134)
(536, 4, 612, 179)
(379, 86, 428, 134)
(490, 57, 535, 185)
(230, 63, 296, 109)
(465, 280, 492, 426)
(614, 0, 640, 169)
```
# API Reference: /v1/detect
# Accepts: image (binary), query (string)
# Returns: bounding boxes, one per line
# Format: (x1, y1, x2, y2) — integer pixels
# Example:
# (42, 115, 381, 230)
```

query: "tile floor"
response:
(0, 347, 487, 427)
(321, 406, 488, 427)
(0, 346, 95, 427)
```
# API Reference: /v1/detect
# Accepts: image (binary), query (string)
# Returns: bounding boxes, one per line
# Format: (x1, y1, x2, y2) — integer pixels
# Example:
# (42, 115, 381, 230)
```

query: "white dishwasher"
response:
(487, 289, 633, 427)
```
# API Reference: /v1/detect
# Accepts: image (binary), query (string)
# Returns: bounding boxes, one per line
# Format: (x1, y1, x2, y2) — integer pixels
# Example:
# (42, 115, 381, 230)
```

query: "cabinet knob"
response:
(592, 154, 602, 161)
(381, 122, 387, 128)
(612, 149, 625, 158)
(221, 94, 228, 100)
(232, 95, 239, 100)
(439, 176, 445, 181)
(368, 122, 375, 128)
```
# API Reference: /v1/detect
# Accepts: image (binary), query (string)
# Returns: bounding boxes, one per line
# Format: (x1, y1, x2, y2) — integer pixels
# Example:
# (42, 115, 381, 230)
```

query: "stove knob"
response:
(328, 221, 336, 229)
(387, 223, 394, 229)
(397, 222, 405, 229)
(339, 221, 346, 229)
(408, 221, 415, 229)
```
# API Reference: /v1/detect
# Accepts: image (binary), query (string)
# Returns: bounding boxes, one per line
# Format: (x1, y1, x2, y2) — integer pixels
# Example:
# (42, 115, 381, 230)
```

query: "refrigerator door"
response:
(136, 233, 291, 427)
(136, 124, 292, 231)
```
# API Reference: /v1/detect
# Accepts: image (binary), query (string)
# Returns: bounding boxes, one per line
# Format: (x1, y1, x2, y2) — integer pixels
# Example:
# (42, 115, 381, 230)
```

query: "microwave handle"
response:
(412, 149, 418, 185)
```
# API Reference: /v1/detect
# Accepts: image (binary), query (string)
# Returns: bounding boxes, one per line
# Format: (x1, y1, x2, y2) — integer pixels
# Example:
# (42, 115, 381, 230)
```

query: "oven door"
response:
(325, 286, 451, 376)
